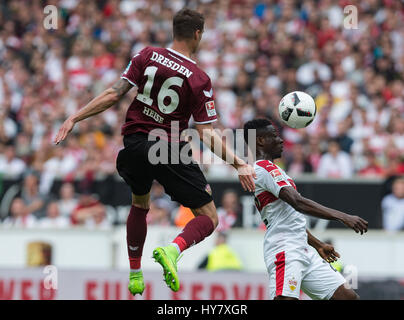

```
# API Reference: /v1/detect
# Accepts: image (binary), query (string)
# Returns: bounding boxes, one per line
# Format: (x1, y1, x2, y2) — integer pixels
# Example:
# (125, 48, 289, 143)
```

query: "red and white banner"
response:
(0, 268, 269, 300)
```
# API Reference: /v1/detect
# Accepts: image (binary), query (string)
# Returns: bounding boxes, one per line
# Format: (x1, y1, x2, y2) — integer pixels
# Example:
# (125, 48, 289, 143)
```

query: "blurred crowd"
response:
(0, 0, 403, 229)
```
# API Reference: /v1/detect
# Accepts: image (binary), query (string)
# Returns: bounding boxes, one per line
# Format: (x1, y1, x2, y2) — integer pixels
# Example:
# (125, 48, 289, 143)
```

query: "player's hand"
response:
(316, 243, 340, 263)
(236, 163, 257, 193)
(341, 214, 368, 235)
(54, 117, 75, 145)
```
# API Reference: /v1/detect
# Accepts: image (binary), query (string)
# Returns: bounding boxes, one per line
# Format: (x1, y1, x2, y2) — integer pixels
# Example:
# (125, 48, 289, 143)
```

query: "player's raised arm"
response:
(279, 186, 368, 234)
(195, 122, 256, 192)
(54, 79, 133, 145)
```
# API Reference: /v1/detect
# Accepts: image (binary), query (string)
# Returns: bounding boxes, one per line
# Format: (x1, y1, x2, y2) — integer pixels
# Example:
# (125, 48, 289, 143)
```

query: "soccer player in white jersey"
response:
(244, 119, 368, 300)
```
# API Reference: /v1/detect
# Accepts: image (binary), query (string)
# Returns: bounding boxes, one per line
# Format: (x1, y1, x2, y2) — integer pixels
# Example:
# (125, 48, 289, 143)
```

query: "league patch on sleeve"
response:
(270, 169, 286, 183)
(205, 101, 216, 117)
(270, 169, 281, 178)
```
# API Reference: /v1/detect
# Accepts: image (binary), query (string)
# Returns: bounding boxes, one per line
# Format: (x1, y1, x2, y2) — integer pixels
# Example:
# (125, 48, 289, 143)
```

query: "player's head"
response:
(243, 119, 283, 160)
(173, 8, 204, 53)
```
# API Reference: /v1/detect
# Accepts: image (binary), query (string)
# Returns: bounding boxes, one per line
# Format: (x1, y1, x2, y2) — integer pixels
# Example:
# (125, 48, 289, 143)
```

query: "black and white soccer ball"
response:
(278, 91, 317, 129)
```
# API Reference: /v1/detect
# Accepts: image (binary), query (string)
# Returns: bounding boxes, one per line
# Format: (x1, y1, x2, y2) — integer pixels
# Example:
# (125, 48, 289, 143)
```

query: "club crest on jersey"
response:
(205, 101, 216, 117)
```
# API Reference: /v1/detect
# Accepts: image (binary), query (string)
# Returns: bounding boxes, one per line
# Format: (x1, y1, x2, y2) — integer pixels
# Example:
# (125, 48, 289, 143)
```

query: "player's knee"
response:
(204, 208, 219, 229)
(209, 213, 219, 229)
(192, 201, 218, 229)
(347, 290, 360, 300)
(331, 285, 359, 300)
(132, 202, 150, 210)
(341, 289, 359, 300)
(198, 210, 218, 229)
(131, 193, 150, 209)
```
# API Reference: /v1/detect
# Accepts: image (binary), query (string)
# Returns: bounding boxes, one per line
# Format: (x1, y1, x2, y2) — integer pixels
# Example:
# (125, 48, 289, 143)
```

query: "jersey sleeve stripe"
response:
(277, 181, 288, 187)
(120, 76, 138, 87)
(193, 118, 218, 124)
(256, 191, 278, 211)
(256, 160, 278, 172)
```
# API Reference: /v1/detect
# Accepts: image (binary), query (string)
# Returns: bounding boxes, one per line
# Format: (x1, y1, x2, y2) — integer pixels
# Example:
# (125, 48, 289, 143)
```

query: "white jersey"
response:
(254, 160, 346, 300)
(254, 159, 308, 261)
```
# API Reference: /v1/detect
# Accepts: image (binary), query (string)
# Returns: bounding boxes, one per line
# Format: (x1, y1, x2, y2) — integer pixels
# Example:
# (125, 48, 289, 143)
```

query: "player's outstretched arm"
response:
(279, 186, 368, 234)
(195, 123, 256, 192)
(54, 79, 133, 145)
(306, 229, 340, 263)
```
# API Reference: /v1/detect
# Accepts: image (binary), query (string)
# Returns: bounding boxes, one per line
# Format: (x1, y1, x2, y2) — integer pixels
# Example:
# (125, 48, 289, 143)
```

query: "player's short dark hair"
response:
(173, 8, 204, 40)
(243, 118, 274, 145)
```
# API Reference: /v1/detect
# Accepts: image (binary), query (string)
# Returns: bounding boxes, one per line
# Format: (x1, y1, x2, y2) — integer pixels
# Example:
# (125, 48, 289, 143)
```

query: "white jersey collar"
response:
(166, 48, 196, 64)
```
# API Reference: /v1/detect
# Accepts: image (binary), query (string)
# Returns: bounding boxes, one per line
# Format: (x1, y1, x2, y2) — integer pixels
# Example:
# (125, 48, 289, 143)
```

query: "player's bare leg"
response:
(330, 284, 360, 300)
(153, 200, 218, 291)
(127, 193, 150, 296)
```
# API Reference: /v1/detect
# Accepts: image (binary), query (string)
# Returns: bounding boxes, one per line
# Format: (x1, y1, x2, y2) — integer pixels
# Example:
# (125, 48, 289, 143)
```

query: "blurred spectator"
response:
(358, 151, 385, 178)
(0, 145, 27, 178)
(335, 120, 354, 154)
(2, 197, 37, 228)
(57, 182, 79, 218)
(381, 177, 404, 232)
(174, 205, 194, 228)
(150, 182, 177, 216)
(317, 139, 353, 178)
(85, 208, 111, 230)
(286, 144, 313, 176)
(307, 136, 324, 172)
(38, 201, 70, 228)
(39, 147, 78, 195)
(216, 189, 241, 232)
(198, 232, 243, 272)
(20, 172, 46, 219)
(70, 191, 109, 228)
(146, 200, 171, 226)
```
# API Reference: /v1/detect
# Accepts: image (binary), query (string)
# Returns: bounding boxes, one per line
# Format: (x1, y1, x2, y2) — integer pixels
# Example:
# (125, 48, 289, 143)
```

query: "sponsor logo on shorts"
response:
(205, 184, 212, 195)
(288, 277, 297, 291)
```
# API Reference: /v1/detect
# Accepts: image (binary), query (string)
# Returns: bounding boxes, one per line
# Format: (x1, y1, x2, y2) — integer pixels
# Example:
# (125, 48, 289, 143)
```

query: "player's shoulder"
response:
(162, 49, 211, 85)
(136, 46, 155, 56)
(254, 160, 285, 181)
(186, 61, 211, 87)
(254, 160, 279, 172)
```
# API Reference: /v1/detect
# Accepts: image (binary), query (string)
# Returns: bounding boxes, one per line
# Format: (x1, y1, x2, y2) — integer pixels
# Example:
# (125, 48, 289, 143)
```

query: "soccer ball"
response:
(278, 91, 317, 129)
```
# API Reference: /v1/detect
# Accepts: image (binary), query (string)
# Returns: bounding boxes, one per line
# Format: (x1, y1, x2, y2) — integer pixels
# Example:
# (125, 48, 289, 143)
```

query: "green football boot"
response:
(152, 245, 181, 292)
(128, 270, 145, 296)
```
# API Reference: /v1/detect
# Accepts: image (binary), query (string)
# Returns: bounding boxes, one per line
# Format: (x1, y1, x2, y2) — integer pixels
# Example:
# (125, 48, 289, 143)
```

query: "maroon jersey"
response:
(121, 46, 217, 141)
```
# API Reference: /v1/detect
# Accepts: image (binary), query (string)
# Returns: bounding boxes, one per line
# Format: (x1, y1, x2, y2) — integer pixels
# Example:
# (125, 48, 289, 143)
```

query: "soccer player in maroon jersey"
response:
(54, 9, 256, 295)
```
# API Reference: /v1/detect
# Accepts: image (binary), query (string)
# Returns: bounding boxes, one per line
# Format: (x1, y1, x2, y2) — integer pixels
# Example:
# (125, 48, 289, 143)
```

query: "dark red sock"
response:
(172, 215, 215, 253)
(126, 206, 149, 270)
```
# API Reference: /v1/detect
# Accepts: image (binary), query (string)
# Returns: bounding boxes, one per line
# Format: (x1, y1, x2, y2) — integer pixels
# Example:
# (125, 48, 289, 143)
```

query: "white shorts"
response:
(266, 246, 346, 300)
